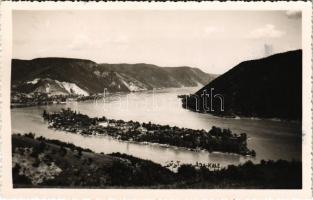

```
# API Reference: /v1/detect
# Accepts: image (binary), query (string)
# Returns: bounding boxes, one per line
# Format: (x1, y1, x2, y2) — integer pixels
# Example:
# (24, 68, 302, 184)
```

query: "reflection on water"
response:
(11, 87, 301, 167)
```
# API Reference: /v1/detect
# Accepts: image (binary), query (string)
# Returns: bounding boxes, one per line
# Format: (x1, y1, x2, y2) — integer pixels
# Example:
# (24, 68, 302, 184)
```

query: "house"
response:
(136, 126, 147, 133)
(99, 122, 109, 127)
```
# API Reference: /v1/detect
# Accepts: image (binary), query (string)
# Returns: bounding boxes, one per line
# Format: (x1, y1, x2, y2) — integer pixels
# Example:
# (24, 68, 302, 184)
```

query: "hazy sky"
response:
(13, 10, 301, 74)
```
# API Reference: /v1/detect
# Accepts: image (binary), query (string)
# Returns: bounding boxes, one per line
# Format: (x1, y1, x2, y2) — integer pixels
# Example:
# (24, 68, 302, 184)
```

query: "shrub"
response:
(32, 158, 40, 167)
(24, 133, 35, 139)
(12, 164, 32, 186)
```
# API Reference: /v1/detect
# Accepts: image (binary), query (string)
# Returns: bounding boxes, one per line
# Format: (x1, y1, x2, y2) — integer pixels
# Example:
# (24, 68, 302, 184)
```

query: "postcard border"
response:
(0, 1, 312, 199)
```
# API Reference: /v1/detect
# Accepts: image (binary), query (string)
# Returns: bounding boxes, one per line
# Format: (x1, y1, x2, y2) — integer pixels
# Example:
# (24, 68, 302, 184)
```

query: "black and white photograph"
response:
(1, 2, 311, 196)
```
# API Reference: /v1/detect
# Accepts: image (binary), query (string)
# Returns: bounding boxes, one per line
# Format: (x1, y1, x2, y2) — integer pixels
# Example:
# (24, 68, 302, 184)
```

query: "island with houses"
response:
(42, 108, 256, 156)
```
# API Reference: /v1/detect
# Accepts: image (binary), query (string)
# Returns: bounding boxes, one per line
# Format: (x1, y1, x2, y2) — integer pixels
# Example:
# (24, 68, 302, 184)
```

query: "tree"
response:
(240, 133, 247, 141)
(25, 132, 35, 139)
(77, 149, 83, 158)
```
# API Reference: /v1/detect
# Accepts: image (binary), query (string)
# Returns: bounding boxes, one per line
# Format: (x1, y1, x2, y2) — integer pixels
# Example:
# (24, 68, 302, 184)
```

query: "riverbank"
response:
(11, 92, 72, 108)
(179, 94, 301, 123)
(12, 134, 301, 188)
(11, 86, 187, 108)
(42, 108, 256, 156)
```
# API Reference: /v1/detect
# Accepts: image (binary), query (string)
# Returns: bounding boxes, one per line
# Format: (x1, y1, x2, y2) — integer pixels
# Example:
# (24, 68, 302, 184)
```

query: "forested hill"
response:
(182, 50, 302, 120)
(11, 58, 217, 95)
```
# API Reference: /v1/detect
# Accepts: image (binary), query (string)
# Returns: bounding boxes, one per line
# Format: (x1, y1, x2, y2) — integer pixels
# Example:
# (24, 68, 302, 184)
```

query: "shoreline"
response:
(11, 86, 200, 108)
(185, 108, 301, 124)
(179, 95, 301, 123)
(70, 131, 256, 158)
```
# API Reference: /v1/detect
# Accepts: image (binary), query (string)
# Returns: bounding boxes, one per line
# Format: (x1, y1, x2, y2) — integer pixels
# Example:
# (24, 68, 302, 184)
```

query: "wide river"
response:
(11, 87, 301, 167)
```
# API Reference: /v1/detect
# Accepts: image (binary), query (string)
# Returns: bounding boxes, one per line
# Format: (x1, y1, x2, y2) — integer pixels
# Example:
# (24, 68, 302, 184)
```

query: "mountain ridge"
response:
(11, 57, 217, 95)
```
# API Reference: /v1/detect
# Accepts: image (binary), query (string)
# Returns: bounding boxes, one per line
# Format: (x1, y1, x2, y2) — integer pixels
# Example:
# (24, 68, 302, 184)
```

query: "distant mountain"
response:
(11, 58, 217, 95)
(182, 50, 302, 120)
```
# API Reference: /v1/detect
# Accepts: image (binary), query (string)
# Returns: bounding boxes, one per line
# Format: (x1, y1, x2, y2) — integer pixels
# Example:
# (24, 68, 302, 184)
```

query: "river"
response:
(11, 87, 301, 167)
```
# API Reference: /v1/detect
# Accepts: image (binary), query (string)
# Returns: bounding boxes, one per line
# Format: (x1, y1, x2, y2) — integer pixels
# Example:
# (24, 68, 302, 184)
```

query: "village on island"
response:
(42, 108, 256, 157)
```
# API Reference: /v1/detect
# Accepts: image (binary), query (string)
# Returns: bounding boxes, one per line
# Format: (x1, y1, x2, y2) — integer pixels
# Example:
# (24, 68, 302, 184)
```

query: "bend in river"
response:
(11, 87, 301, 167)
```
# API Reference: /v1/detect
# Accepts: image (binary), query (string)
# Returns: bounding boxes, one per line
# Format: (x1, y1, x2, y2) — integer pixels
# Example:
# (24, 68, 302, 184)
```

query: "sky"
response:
(13, 10, 302, 74)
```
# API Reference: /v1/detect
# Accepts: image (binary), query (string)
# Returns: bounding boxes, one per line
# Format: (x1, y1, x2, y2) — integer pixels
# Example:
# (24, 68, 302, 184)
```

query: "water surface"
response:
(11, 87, 301, 167)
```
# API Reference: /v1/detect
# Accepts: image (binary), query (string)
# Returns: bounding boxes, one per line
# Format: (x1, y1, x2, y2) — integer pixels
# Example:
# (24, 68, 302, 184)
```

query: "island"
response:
(42, 108, 256, 156)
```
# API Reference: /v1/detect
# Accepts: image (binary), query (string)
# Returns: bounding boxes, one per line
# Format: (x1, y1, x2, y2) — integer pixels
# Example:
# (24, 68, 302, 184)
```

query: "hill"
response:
(182, 50, 302, 120)
(11, 58, 216, 95)
(12, 134, 301, 188)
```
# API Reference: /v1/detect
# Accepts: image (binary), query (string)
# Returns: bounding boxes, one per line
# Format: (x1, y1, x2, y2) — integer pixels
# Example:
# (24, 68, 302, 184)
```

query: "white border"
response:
(0, 1, 312, 199)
